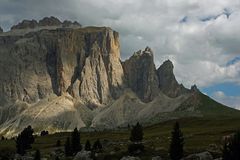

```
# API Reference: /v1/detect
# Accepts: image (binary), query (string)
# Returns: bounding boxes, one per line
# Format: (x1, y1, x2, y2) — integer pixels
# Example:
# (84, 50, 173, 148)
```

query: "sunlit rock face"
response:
(0, 17, 124, 107)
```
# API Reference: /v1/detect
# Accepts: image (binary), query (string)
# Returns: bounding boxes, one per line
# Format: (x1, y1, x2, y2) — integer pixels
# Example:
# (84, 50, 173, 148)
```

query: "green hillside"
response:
(1, 116, 240, 159)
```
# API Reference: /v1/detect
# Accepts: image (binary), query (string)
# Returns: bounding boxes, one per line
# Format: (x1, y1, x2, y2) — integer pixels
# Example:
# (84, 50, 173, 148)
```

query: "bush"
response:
(40, 130, 49, 136)
(128, 143, 144, 154)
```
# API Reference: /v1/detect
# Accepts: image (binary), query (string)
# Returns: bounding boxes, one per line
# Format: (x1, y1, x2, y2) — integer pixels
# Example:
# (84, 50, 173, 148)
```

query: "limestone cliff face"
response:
(0, 19, 124, 107)
(122, 47, 159, 102)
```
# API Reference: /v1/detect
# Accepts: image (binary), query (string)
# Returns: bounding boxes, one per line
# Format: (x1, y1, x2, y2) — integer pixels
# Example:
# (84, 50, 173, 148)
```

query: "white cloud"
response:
(212, 91, 240, 109)
(0, 0, 240, 88)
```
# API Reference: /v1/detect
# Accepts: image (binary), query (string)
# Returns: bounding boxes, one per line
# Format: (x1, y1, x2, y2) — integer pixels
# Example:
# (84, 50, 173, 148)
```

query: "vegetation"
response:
(128, 122, 144, 154)
(64, 128, 82, 156)
(92, 139, 103, 152)
(40, 130, 49, 136)
(169, 122, 184, 160)
(85, 139, 91, 151)
(34, 149, 41, 160)
(130, 122, 143, 142)
(64, 137, 72, 156)
(15, 125, 35, 155)
(0, 117, 240, 159)
(71, 128, 82, 154)
(222, 131, 240, 160)
(56, 139, 61, 147)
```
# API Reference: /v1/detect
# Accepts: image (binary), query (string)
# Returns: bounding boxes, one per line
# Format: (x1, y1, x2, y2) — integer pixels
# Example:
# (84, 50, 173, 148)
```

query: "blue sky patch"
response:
(180, 16, 188, 23)
(201, 82, 240, 96)
(227, 56, 240, 66)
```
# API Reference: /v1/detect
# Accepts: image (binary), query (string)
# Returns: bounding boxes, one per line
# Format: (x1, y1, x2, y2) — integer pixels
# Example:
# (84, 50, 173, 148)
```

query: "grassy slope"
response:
(1, 116, 240, 159)
(1, 93, 240, 159)
(198, 93, 240, 117)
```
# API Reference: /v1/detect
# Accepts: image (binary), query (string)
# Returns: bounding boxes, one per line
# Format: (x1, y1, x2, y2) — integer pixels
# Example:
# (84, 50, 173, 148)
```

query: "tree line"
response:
(13, 122, 240, 160)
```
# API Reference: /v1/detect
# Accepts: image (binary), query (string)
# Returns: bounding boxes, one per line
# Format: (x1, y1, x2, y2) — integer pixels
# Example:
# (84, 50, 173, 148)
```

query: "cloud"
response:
(0, 0, 240, 89)
(212, 91, 240, 109)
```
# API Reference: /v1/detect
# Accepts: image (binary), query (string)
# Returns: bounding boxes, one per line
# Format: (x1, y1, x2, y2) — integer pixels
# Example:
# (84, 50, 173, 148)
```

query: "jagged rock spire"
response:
(157, 60, 188, 97)
(191, 84, 199, 92)
(122, 47, 158, 102)
(144, 46, 153, 55)
(10, 16, 82, 30)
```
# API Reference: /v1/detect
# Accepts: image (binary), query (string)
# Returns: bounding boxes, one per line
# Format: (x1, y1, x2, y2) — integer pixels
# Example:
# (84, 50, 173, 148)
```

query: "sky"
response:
(0, 0, 240, 109)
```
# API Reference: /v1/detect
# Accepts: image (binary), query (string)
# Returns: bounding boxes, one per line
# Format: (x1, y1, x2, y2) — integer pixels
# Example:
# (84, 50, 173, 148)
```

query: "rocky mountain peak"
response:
(0, 26, 123, 106)
(0, 19, 236, 137)
(38, 16, 62, 26)
(161, 59, 174, 71)
(62, 20, 82, 28)
(122, 47, 159, 102)
(10, 16, 81, 31)
(143, 46, 153, 55)
(191, 84, 199, 92)
(157, 60, 188, 97)
(11, 19, 38, 30)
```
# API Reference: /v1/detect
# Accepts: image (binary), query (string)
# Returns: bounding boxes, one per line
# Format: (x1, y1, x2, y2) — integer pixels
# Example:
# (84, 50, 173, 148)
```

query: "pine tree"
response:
(16, 125, 35, 155)
(64, 137, 72, 156)
(71, 128, 82, 154)
(92, 139, 102, 152)
(130, 122, 143, 142)
(34, 149, 41, 160)
(56, 140, 61, 147)
(128, 122, 144, 154)
(85, 140, 91, 151)
(169, 122, 184, 160)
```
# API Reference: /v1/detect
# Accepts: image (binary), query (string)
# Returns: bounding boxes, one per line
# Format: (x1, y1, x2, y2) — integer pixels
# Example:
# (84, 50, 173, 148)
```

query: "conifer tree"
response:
(16, 125, 35, 155)
(56, 140, 61, 147)
(34, 149, 41, 160)
(169, 122, 184, 160)
(92, 139, 102, 152)
(128, 122, 144, 154)
(85, 140, 91, 151)
(130, 122, 143, 142)
(64, 137, 72, 156)
(71, 128, 82, 154)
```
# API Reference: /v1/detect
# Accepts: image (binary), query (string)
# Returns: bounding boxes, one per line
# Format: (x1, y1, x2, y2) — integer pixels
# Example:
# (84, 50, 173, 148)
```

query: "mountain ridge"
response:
(0, 17, 239, 137)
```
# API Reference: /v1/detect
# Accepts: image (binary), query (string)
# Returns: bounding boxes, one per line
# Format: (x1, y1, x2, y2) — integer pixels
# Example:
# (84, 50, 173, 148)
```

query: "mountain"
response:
(0, 17, 239, 137)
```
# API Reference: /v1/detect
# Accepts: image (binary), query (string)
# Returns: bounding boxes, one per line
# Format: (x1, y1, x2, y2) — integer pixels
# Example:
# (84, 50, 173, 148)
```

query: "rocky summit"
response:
(0, 17, 238, 137)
